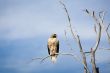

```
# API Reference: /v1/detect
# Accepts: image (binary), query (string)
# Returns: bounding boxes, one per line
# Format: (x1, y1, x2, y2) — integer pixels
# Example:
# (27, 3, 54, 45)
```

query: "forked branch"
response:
(85, 9, 102, 73)
(85, 9, 102, 52)
(85, 9, 110, 45)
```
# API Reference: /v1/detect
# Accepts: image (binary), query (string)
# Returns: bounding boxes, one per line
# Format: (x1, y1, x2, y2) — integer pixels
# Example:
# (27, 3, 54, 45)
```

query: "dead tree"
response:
(60, 1, 90, 73)
(60, 1, 110, 73)
(85, 9, 110, 73)
(85, 10, 102, 73)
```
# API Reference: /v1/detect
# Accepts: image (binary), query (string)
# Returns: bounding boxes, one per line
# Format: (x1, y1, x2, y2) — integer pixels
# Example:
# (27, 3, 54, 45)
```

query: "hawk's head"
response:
(50, 34, 57, 38)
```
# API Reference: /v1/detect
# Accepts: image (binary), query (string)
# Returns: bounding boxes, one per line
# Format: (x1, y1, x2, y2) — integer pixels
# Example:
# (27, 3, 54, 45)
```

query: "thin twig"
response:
(99, 11, 110, 44)
(40, 55, 51, 63)
(32, 58, 42, 60)
(84, 52, 91, 54)
(98, 11, 110, 44)
(106, 24, 110, 44)
(56, 52, 81, 62)
(99, 11, 106, 24)
(106, 24, 110, 31)
(30, 55, 51, 64)
(99, 48, 110, 50)
(94, 24, 97, 34)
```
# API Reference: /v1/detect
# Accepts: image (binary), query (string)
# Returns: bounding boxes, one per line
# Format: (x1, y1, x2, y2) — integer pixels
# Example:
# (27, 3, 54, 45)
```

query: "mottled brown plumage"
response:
(47, 34, 59, 63)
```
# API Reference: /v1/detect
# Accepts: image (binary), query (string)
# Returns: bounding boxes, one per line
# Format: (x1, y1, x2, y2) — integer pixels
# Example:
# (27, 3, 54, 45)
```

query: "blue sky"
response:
(0, 0, 110, 73)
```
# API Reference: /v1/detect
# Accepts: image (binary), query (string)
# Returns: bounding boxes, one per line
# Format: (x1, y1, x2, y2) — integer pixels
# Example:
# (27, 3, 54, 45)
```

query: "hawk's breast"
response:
(48, 38, 58, 55)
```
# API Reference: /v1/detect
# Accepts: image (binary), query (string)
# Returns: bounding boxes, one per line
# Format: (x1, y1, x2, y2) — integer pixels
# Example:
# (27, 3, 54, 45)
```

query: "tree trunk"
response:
(83, 54, 88, 73)
(91, 50, 99, 73)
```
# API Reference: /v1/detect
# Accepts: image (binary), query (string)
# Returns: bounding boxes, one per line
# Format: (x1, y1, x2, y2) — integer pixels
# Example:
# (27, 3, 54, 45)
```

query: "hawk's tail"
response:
(51, 56, 57, 63)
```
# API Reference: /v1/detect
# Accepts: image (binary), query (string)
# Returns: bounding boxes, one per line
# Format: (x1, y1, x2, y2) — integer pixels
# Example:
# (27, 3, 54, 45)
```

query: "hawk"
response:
(47, 34, 59, 63)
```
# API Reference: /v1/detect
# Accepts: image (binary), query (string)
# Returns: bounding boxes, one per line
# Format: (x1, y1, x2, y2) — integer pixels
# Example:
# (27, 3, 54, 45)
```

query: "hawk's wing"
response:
(56, 40, 59, 53)
(47, 43, 50, 55)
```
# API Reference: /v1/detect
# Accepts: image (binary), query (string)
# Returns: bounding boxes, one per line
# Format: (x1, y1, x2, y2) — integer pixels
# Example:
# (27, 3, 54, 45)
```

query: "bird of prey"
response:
(47, 34, 59, 63)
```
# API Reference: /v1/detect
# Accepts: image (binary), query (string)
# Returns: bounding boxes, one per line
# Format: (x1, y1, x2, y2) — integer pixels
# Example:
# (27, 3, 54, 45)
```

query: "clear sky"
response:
(0, 0, 110, 73)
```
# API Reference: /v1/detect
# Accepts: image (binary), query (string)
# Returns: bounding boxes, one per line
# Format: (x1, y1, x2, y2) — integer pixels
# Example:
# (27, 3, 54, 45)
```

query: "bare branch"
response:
(32, 58, 42, 60)
(26, 57, 48, 64)
(93, 23, 101, 52)
(84, 9, 110, 73)
(99, 48, 110, 50)
(60, 2, 90, 73)
(85, 9, 89, 14)
(29, 52, 81, 64)
(84, 9, 99, 25)
(94, 24, 97, 34)
(106, 24, 110, 43)
(99, 11, 106, 24)
(98, 11, 110, 44)
(59, 1, 77, 40)
(85, 9, 102, 52)
(31, 55, 51, 64)
(56, 52, 81, 62)
(84, 52, 91, 54)
(106, 23, 110, 31)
